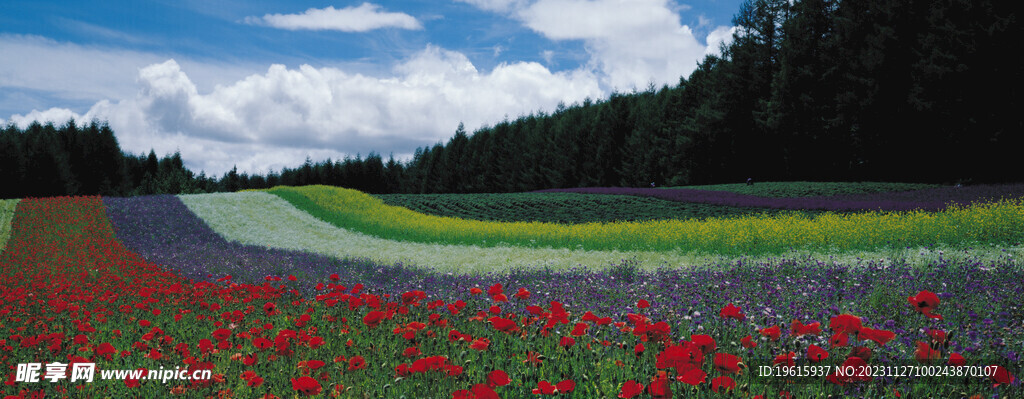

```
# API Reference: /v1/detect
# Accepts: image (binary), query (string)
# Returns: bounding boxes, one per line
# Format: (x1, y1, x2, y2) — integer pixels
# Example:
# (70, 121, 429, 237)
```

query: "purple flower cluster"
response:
(538, 184, 1024, 212)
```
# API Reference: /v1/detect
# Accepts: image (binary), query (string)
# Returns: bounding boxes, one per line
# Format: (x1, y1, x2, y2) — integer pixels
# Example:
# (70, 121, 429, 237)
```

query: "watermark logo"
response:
(14, 363, 209, 384)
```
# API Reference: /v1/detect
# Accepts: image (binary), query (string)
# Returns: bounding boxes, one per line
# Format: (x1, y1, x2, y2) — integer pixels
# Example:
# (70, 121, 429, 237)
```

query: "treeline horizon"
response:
(2, 0, 1019, 198)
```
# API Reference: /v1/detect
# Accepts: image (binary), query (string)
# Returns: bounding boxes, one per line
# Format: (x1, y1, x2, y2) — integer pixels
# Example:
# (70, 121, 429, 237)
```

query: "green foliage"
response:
(375, 192, 817, 224)
(662, 181, 940, 198)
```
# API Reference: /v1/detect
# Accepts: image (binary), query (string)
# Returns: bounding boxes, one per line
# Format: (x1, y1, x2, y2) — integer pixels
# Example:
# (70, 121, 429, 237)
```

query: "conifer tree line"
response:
(1, 0, 1019, 198)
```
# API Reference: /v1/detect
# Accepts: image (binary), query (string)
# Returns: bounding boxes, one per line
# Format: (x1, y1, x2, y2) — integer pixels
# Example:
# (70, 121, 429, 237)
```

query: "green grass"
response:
(374, 192, 819, 223)
(663, 181, 939, 197)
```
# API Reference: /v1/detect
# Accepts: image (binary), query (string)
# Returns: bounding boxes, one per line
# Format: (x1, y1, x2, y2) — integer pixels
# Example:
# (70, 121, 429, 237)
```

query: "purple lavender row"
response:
(537, 184, 1024, 212)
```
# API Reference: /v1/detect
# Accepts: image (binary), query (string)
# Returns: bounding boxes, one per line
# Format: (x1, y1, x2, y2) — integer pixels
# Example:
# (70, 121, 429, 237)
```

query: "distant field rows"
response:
(270, 185, 1024, 255)
(179, 192, 696, 273)
(0, 199, 18, 252)
(374, 192, 816, 223)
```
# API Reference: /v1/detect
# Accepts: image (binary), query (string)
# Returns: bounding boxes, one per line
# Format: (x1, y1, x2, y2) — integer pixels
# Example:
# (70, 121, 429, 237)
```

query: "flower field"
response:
(271, 185, 1024, 255)
(1, 186, 1021, 398)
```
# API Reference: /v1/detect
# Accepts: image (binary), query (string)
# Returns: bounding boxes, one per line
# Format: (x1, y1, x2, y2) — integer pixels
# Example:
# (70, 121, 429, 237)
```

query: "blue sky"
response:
(1, 0, 741, 175)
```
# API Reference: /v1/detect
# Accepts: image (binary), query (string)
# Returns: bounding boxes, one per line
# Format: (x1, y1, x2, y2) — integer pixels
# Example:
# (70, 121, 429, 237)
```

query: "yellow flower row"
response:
(268, 185, 1024, 254)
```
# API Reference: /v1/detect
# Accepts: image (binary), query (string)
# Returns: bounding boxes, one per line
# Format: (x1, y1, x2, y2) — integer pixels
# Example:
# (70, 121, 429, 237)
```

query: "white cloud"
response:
(704, 25, 737, 57)
(245, 3, 422, 32)
(5, 44, 601, 176)
(519, 0, 708, 89)
(457, 0, 734, 91)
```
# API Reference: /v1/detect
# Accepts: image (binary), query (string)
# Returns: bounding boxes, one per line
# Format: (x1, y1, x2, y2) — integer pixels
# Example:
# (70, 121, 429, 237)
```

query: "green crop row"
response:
(374, 192, 818, 223)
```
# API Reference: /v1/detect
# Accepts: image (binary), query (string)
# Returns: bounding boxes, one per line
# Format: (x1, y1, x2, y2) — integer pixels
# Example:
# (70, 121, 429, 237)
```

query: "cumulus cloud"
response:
(5, 45, 601, 176)
(704, 25, 737, 56)
(518, 0, 708, 89)
(456, 0, 734, 90)
(245, 3, 422, 32)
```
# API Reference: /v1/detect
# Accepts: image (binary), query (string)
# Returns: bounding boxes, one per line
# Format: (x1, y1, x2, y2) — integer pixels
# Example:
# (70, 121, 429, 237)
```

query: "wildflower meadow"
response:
(0, 184, 1021, 398)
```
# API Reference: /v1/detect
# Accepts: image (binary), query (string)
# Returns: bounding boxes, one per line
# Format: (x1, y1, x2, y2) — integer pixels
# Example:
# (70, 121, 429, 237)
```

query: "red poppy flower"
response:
(713, 353, 742, 374)
(634, 343, 645, 356)
(773, 352, 796, 368)
(306, 360, 326, 370)
(691, 334, 716, 355)
(212, 328, 232, 341)
(677, 367, 707, 386)
(830, 332, 850, 348)
(363, 311, 386, 328)
(637, 299, 650, 308)
(807, 345, 829, 363)
(927, 329, 947, 345)
(248, 375, 264, 387)
(759, 325, 781, 341)
(791, 319, 822, 336)
(656, 342, 704, 374)
(329, 273, 340, 281)
(618, 380, 644, 398)
(948, 353, 965, 367)
(243, 353, 258, 366)
(829, 314, 862, 335)
(556, 379, 575, 393)
(741, 335, 757, 348)
(711, 376, 735, 393)
(470, 337, 490, 351)
(469, 287, 483, 295)
(288, 275, 297, 281)
(859, 327, 896, 346)
(487, 283, 503, 296)
(914, 341, 941, 363)
(719, 303, 745, 321)
(907, 290, 942, 319)
(444, 365, 464, 377)
(559, 336, 575, 348)
(488, 317, 518, 333)
(348, 356, 367, 371)
(533, 380, 557, 395)
(403, 347, 421, 357)
(487, 370, 510, 387)
(471, 384, 500, 399)
(291, 376, 321, 396)
(570, 322, 588, 336)
(514, 288, 530, 300)
(252, 337, 272, 350)
(990, 365, 1015, 387)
